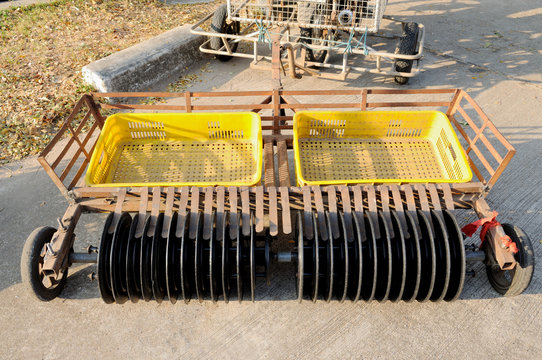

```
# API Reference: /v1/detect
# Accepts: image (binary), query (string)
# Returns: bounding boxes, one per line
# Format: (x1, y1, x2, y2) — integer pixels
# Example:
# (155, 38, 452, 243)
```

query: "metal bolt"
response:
(85, 245, 98, 254)
(46, 243, 57, 256)
(464, 244, 478, 252)
(56, 217, 68, 231)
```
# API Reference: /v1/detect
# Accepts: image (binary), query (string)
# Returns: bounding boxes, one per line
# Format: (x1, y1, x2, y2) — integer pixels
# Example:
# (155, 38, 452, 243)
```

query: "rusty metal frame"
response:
(190, 11, 425, 80)
(37, 88, 518, 277)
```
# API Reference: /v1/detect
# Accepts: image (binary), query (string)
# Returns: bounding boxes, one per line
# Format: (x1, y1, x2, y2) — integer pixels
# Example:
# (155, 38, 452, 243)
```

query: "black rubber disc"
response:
(179, 213, 194, 303)
(296, 212, 304, 303)
(166, 212, 181, 304)
(374, 211, 392, 302)
(150, 213, 167, 303)
(110, 212, 132, 304)
(360, 212, 377, 302)
(126, 214, 143, 303)
(249, 214, 256, 302)
(194, 212, 204, 302)
(401, 211, 421, 302)
(429, 210, 451, 302)
(235, 213, 243, 303)
(323, 212, 334, 302)
(443, 210, 466, 301)
(347, 214, 363, 302)
(311, 213, 320, 302)
(335, 212, 349, 302)
(209, 212, 219, 303)
(415, 210, 436, 302)
(98, 212, 115, 304)
(388, 210, 406, 302)
(221, 211, 231, 303)
(140, 216, 154, 302)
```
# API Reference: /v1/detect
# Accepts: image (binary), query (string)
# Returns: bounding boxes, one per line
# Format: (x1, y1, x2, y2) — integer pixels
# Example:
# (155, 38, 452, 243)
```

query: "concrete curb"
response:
(82, 24, 204, 93)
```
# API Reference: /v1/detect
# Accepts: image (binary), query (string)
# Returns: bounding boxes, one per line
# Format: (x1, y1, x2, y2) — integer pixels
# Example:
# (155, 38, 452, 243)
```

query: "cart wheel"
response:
(21, 227, 68, 301)
(299, 27, 328, 64)
(485, 224, 535, 296)
(393, 22, 419, 85)
(210, 4, 240, 62)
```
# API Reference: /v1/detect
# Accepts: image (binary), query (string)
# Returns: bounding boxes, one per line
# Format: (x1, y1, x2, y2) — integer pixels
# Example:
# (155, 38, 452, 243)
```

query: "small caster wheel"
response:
(485, 224, 535, 296)
(21, 226, 68, 301)
(393, 22, 419, 85)
(210, 4, 240, 62)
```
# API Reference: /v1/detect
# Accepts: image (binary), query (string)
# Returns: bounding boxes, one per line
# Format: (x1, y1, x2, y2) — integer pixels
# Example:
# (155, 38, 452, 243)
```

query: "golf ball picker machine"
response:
(191, 0, 424, 83)
(21, 28, 534, 304)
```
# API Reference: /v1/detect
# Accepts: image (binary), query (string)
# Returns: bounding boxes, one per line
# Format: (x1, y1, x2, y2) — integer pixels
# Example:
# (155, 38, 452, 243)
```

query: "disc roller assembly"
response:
(22, 88, 534, 304)
(94, 184, 466, 304)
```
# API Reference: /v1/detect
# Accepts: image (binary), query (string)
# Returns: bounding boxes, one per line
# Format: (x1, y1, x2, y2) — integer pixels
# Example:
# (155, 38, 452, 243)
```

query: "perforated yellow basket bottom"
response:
(108, 141, 256, 185)
(298, 138, 451, 183)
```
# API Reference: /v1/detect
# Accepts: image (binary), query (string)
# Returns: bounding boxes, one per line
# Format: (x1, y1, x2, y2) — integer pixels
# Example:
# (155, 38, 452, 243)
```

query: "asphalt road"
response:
(1, 0, 541, 359)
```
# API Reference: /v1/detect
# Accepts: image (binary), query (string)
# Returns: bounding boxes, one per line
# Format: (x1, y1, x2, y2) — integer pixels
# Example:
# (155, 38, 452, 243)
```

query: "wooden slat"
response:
(390, 184, 408, 237)
(203, 187, 214, 240)
(51, 110, 92, 169)
(446, 89, 464, 116)
(185, 92, 192, 113)
(176, 187, 190, 238)
(228, 187, 238, 239)
(268, 187, 278, 236)
(162, 187, 175, 238)
(102, 103, 275, 111)
(135, 187, 148, 238)
(302, 186, 313, 240)
(312, 186, 328, 241)
(327, 186, 340, 239)
(415, 184, 433, 234)
(448, 114, 486, 183)
(147, 187, 161, 237)
(60, 120, 99, 183)
(189, 187, 200, 239)
(39, 97, 86, 158)
(339, 185, 354, 242)
(439, 183, 454, 211)
(256, 186, 265, 233)
(264, 141, 276, 186)
(216, 186, 225, 241)
(427, 184, 442, 211)
(379, 186, 395, 239)
(457, 106, 496, 175)
(93, 91, 272, 98)
(360, 89, 367, 111)
(352, 185, 366, 241)
(108, 188, 126, 234)
(365, 185, 380, 239)
(273, 89, 281, 134)
(277, 140, 291, 187)
(241, 187, 250, 236)
(280, 186, 292, 234)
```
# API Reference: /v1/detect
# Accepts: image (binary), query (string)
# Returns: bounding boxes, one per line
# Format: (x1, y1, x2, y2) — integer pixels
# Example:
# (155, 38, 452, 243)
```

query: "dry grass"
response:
(0, 0, 219, 163)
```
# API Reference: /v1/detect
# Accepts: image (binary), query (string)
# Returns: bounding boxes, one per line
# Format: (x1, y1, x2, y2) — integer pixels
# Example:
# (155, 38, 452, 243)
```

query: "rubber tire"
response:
(21, 226, 68, 301)
(210, 4, 240, 62)
(394, 22, 419, 85)
(485, 224, 535, 296)
(299, 27, 327, 64)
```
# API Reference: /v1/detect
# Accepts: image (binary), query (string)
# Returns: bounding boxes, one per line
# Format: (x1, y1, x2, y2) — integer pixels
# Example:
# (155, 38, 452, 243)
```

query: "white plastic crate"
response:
(227, 0, 387, 33)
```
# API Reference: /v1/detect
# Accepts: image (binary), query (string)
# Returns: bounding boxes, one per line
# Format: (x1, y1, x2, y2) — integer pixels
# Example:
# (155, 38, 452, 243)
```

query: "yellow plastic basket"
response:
(293, 110, 472, 186)
(86, 112, 262, 187)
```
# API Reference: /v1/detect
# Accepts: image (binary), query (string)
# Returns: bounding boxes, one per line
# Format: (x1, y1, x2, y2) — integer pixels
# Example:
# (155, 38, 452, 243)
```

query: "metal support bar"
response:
(465, 251, 486, 262)
(473, 198, 516, 270)
(69, 252, 98, 264)
(42, 204, 82, 278)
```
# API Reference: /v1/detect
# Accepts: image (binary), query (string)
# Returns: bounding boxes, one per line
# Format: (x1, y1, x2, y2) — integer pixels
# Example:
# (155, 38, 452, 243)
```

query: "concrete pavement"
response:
(1, 0, 541, 359)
